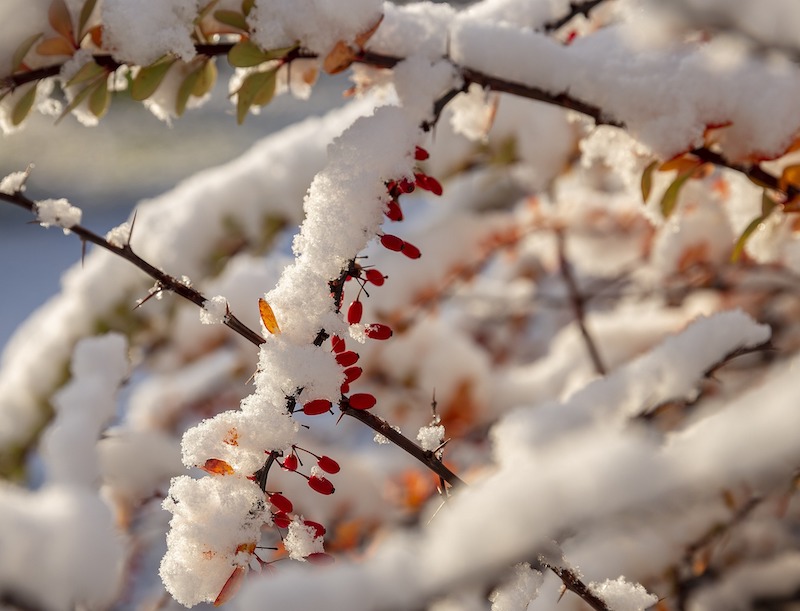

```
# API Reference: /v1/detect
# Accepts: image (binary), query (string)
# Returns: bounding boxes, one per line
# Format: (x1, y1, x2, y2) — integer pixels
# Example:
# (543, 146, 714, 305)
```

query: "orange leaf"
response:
(323, 40, 356, 74)
(200, 458, 234, 476)
(779, 164, 800, 192)
(36, 36, 75, 56)
(658, 154, 703, 174)
(48, 0, 74, 44)
(354, 14, 383, 48)
(258, 298, 281, 335)
(214, 566, 246, 606)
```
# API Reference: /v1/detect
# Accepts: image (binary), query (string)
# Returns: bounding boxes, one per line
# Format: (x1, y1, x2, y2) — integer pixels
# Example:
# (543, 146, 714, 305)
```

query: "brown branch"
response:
(541, 0, 611, 33)
(545, 563, 612, 611)
(556, 229, 607, 376)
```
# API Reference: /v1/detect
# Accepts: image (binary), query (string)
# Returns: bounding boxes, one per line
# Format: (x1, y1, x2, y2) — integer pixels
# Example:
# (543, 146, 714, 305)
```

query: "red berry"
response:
(303, 399, 332, 416)
(282, 454, 298, 471)
(386, 180, 397, 192)
(273, 513, 291, 528)
(398, 178, 415, 193)
(347, 300, 363, 324)
(385, 199, 403, 222)
(308, 475, 335, 495)
(343, 366, 362, 383)
(415, 173, 443, 196)
(380, 234, 404, 252)
(303, 520, 326, 538)
(365, 269, 385, 286)
(317, 456, 340, 474)
(331, 335, 346, 353)
(340, 382, 350, 394)
(268, 493, 293, 514)
(365, 323, 393, 340)
(401, 241, 421, 259)
(307, 552, 335, 565)
(336, 351, 359, 367)
(348, 393, 376, 410)
(414, 146, 429, 160)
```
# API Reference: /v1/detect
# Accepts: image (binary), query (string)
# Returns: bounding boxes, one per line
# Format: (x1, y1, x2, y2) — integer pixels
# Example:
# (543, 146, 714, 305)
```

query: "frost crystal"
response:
(417, 424, 445, 451)
(200, 295, 228, 325)
(35, 198, 82, 234)
(374, 425, 401, 445)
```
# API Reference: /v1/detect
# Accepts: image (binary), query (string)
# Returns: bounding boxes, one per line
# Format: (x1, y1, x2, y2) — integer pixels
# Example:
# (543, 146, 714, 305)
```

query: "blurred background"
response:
(0, 69, 348, 352)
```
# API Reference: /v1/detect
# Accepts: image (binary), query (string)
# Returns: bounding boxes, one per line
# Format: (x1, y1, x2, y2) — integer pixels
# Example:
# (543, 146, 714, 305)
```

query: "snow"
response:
(489, 563, 543, 611)
(417, 423, 444, 451)
(34, 197, 82, 233)
(588, 576, 658, 611)
(200, 295, 228, 325)
(284, 519, 325, 560)
(0, 170, 28, 194)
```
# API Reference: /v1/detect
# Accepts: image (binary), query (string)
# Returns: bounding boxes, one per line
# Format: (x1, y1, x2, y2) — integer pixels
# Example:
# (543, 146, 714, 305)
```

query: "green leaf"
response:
(78, 0, 98, 39)
(641, 160, 658, 204)
(192, 59, 217, 97)
(11, 83, 37, 126)
(88, 78, 110, 118)
(731, 216, 764, 263)
(130, 58, 176, 101)
(56, 80, 95, 124)
(228, 39, 272, 67)
(236, 69, 276, 124)
(175, 66, 202, 117)
(659, 170, 693, 218)
(213, 9, 247, 31)
(12, 32, 43, 72)
(261, 43, 299, 61)
(65, 60, 104, 88)
(242, 0, 255, 16)
(761, 190, 779, 216)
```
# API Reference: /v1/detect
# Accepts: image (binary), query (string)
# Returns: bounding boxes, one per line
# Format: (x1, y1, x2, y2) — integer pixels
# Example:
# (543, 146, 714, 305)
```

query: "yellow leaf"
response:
(258, 297, 281, 334)
(779, 163, 800, 192)
(200, 458, 234, 475)
(192, 59, 218, 97)
(658, 154, 702, 174)
(641, 160, 658, 203)
(354, 14, 383, 48)
(659, 170, 693, 218)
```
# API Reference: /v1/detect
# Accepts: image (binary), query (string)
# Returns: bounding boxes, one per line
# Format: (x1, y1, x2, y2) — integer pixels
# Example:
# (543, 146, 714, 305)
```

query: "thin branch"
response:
(541, 0, 610, 33)
(556, 229, 607, 376)
(544, 563, 611, 611)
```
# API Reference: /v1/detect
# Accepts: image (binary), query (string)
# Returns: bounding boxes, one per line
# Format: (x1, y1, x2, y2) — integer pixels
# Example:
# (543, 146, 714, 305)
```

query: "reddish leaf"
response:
(213, 566, 246, 607)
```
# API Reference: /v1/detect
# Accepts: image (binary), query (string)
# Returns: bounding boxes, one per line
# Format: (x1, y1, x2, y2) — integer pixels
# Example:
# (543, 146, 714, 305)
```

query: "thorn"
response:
(433, 438, 450, 454)
(133, 282, 162, 310)
(335, 412, 345, 426)
(127, 209, 138, 248)
(81, 238, 86, 267)
(557, 585, 568, 603)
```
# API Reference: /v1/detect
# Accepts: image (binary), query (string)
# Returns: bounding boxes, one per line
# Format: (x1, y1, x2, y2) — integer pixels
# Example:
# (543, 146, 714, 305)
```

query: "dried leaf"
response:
(658, 154, 702, 174)
(78, 0, 98, 39)
(88, 78, 110, 118)
(258, 297, 281, 334)
(213, 566, 246, 607)
(48, 0, 74, 43)
(641, 160, 658, 203)
(200, 458, 235, 475)
(36, 36, 75, 57)
(11, 84, 37, 127)
(130, 58, 176, 101)
(660, 170, 693, 218)
(65, 60, 104, 88)
(87, 24, 102, 47)
(12, 32, 43, 72)
(214, 9, 248, 31)
(323, 40, 356, 74)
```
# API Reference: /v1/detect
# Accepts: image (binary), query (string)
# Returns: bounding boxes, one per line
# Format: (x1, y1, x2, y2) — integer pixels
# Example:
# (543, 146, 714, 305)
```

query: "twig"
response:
(544, 563, 611, 611)
(555, 229, 607, 376)
(541, 0, 610, 33)
(0, 187, 464, 491)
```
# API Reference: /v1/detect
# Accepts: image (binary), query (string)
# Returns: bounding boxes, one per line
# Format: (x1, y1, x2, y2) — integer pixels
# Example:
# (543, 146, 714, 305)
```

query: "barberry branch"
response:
(556, 228, 607, 376)
(541, 0, 611, 33)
